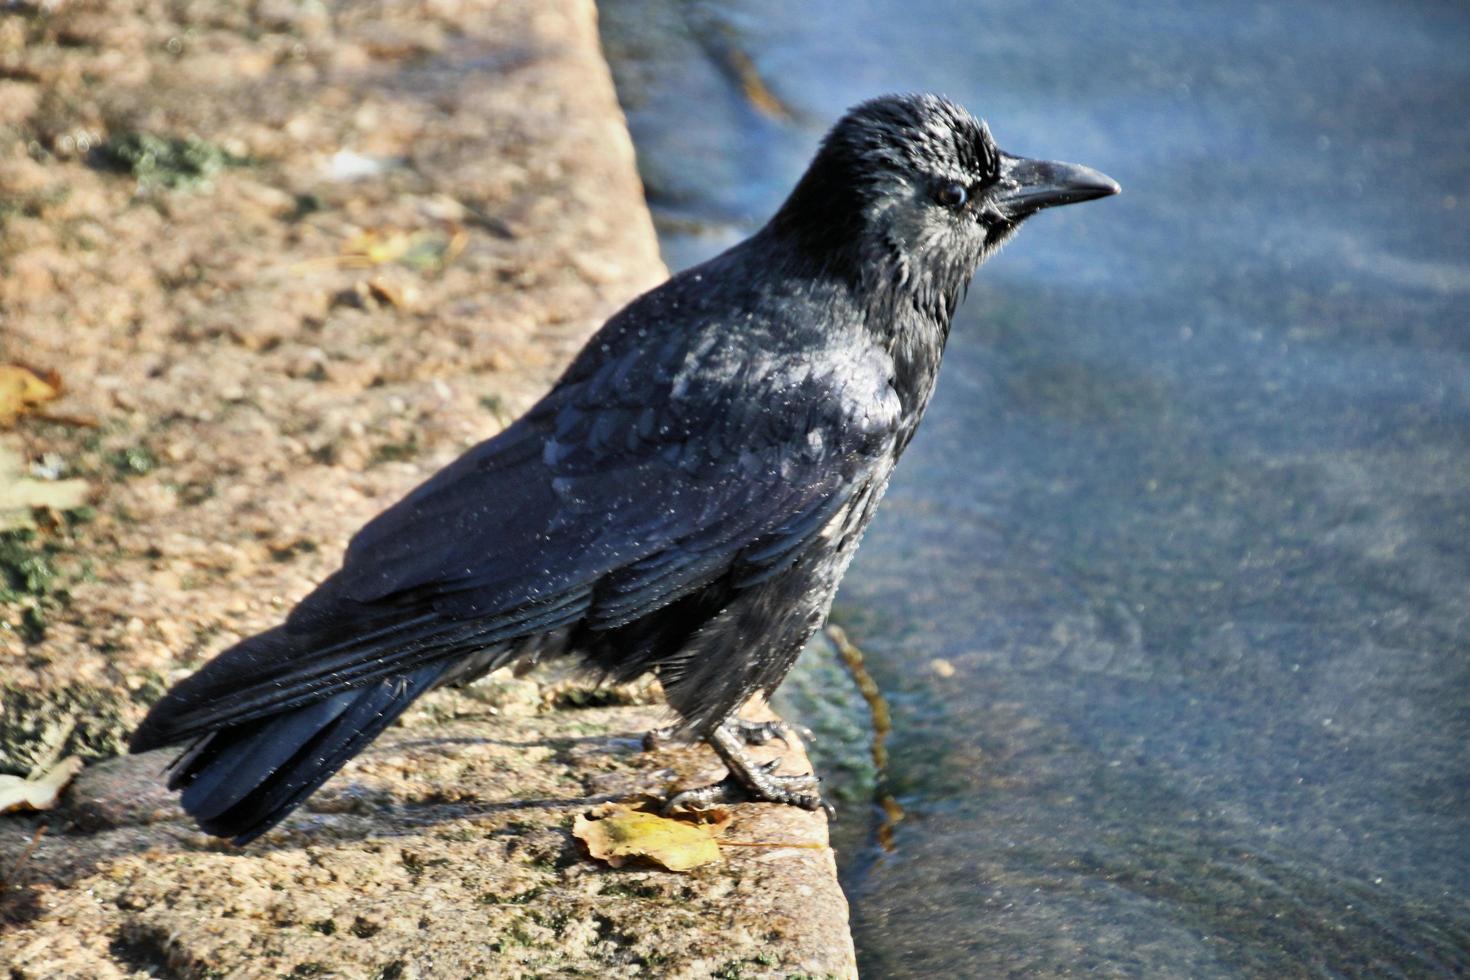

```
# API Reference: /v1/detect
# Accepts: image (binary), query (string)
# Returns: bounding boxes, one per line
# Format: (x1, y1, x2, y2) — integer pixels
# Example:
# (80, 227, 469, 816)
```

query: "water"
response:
(598, 1, 1470, 974)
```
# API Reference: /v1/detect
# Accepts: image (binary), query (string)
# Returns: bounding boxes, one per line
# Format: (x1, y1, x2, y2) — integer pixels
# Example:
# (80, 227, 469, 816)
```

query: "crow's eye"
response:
(935, 181, 969, 208)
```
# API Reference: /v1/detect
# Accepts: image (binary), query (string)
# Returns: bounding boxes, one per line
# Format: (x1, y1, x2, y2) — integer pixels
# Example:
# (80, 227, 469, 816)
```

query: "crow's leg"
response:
(663, 725, 830, 815)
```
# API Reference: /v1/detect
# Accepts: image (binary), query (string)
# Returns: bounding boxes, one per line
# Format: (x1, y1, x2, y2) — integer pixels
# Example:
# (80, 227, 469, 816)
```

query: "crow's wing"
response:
(142, 328, 901, 742)
(338, 325, 901, 612)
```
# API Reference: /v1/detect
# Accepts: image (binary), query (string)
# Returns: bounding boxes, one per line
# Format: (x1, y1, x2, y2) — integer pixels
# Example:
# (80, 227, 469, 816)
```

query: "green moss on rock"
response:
(93, 133, 247, 190)
(0, 681, 136, 775)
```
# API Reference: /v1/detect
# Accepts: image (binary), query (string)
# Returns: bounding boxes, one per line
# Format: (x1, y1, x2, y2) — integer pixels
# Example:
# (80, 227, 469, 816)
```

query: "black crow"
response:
(131, 93, 1118, 843)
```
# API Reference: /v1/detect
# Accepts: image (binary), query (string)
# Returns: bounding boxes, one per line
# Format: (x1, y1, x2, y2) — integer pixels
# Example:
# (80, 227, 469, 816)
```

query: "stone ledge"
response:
(0, 0, 857, 974)
(4, 691, 855, 978)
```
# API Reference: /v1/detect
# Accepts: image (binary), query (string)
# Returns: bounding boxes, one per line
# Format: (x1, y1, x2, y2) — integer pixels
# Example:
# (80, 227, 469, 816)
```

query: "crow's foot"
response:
(662, 725, 832, 816)
(727, 718, 794, 747)
(643, 717, 804, 751)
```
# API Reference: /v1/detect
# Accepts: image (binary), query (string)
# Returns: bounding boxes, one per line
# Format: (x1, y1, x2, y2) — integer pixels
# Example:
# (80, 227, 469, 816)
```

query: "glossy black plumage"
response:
(132, 93, 1118, 843)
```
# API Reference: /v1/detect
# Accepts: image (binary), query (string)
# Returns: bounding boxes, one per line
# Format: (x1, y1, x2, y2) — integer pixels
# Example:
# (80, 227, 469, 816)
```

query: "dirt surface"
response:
(0, 0, 857, 975)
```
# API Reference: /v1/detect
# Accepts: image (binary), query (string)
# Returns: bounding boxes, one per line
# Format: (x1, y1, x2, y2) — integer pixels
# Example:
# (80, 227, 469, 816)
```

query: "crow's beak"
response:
(992, 153, 1120, 217)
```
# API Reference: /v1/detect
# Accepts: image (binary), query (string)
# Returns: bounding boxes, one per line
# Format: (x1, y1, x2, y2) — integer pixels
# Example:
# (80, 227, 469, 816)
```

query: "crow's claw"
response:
(662, 772, 829, 816)
(661, 776, 745, 814)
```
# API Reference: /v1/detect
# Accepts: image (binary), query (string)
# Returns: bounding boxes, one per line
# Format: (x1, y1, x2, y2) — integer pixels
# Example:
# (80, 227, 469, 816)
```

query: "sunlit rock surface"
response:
(0, 0, 856, 975)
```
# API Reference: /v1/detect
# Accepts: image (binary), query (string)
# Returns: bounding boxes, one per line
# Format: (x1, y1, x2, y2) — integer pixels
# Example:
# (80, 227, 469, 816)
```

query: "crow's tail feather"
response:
(166, 663, 449, 845)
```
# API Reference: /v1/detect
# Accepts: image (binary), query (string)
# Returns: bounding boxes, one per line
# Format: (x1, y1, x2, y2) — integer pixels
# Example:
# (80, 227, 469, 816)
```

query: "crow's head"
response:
(771, 94, 1118, 315)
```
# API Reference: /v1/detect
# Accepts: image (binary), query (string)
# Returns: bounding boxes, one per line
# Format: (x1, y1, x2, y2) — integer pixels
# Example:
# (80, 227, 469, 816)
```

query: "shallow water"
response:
(599, 1, 1470, 974)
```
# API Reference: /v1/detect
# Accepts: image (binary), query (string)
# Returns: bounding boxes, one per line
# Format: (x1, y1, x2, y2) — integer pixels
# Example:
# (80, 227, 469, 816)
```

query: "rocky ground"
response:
(0, 0, 857, 974)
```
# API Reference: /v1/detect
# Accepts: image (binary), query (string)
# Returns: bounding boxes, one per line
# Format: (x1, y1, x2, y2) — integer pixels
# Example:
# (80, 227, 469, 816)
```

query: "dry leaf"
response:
(0, 364, 59, 427)
(0, 443, 89, 530)
(340, 228, 463, 272)
(686, 805, 734, 834)
(366, 276, 418, 310)
(573, 803, 722, 872)
(0, 756, 83, 814)
(341, 228, 418, 266)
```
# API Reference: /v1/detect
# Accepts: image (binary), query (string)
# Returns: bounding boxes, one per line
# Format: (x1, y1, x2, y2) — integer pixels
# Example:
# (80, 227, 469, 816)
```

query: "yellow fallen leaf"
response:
(341, 228, 417, 266)
(0, 443, 89, 530)
(573, 804, 722, 872)
(0, 445, 90, 529)
(0, 364, 59, 427)
(686, 804, 734, 834)
(339, 227, 465, 272)
(366, 276, 419, 310)
(0, 756, 83, 814)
